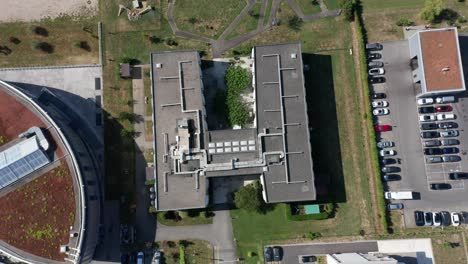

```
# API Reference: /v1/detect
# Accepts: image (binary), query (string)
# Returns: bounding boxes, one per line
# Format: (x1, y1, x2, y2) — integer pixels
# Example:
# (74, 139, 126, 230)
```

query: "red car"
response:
(436, 105, 453, 112)
(375, 124, 391, 132)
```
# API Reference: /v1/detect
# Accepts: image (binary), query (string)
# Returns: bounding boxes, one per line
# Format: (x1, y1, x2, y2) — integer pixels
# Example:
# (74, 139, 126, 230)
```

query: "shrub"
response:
(179, 245, 186, 264)
(31, 41, 54, 53)
(234, 181, 264, 213)
(73, 41, 91, 51)
(224, 66, 251, 126)
(306, 232, 322, 240)
(31, 26, 48, 36)
(188, 17, 198, 24)
(9, 37, 20, 44)
(459, 16, 467, 23)
(396, 18, 413, 26)
(247, 251, 256, 257)
(420, 0, 444, 23)
(149, 35, 162, 44)
(165, 38, 178, 46)
(339, 0, 355, 21)
(287, 15, 303, 31)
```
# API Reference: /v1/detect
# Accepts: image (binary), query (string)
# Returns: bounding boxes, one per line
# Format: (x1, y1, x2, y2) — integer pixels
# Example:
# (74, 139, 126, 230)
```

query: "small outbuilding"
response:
(120, 63, 132, 78)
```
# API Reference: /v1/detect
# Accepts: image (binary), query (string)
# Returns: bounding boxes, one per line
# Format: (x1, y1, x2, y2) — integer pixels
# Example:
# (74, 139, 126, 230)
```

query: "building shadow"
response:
(303, 53, 346, 204)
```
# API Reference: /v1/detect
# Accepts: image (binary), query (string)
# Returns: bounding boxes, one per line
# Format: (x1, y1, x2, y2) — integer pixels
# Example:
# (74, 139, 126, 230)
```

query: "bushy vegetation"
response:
(396, 18, 413, 26)
(234, 181, 265, 213)
(288, 15, 303, 31)
(224, 66, 251, 127)
(420, 0, 444, 23)
(339, 0, 355, 21)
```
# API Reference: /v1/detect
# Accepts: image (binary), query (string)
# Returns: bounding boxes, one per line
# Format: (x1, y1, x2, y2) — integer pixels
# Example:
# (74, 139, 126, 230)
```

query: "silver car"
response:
(440, 130, 459, 137)
(426, 156, 442, 163)
(377, 141, 394, 148)
(441, 139, 460, 146)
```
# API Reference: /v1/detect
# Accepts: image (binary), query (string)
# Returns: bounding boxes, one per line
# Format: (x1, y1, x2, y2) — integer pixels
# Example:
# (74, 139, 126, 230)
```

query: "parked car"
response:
(273, 247, 283, 261)
(369, 77, 386, 84)
(461, 212, 468, 224)
(419, 106, 435, 113)
(380, 149, 396, 157)
(440, 130, 459, 137)
(441, 211, 452, 226)
(426, 156, 443, 163)
(420, 123, 438, 130)
(430, 183, 452, 190)
(443, 155, 461, 162)
(436, 105, 453, 112)
(423, 148, 443, 155)
(383, 174, 400, 181)
(382, 166, 400, 173)
(381, 158, 396, 165)
(438, 122, 458, 129)
(299, 255, 317, 264)
(451, 212, 460, 226)
(377, 141, 394, 148)
(368, 61, 384, 68)
(369, 68, 385, 76)
(436, 96, 455, 104)
(440, 139, 459, 146)
(387, 203, 404, 210)
(137, 252, 144, 264)
(375, 124, 391, 132)
(373, 108, 389, 116)
(419, 114, 436, 122)
(372, 93, 386, 99)
(366, 43, 383, 50)
(424, 212, 433, 226)
(264, 247, 273, 262)
(372, 100, 389, 108)
(442, 147, 459, 154)
(414, 211, 425, 226)
(421, 131, 440, 138)
(449, 172, 468, 180)
(433, 212, 442, 226)
(367, 53, 382, 60)
(417, 98, 434, 105)
(437, 113, 455, 121)
(423, 140, 441, 147)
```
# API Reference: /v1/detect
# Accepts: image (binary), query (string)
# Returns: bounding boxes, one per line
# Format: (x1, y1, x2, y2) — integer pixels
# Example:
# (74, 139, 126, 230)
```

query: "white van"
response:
(137, 252, 144, 264)
(436, 96, 455, 104)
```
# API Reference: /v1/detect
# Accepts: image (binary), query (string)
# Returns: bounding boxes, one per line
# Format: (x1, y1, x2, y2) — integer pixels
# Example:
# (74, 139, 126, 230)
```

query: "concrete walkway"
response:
(155, 206, 237, 264)
(166, 0, 341, 57)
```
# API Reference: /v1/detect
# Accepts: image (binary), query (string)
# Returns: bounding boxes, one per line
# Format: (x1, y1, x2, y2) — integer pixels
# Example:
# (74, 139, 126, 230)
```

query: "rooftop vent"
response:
(442, 66, 450, 72)
(291, 53, 297, 59)
(156, 63, 162, 68)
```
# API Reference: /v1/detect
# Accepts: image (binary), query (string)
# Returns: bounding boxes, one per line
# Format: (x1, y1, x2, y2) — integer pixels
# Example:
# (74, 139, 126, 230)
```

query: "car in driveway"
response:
(387, 203, 403, 210)
(383, 174, 400, 181)
(369, 77, 386, 84)
(381, 158, 396, 165)
(264, 247, 273, 262)
(414, 211, 425, 226)
(426, 156, 443, 163)
(377, 141, 394, 148)
(443, 155, 461, 162)
(417, 98, 434, 105)
(423, 148, 443, 155)
(451, 212, 460, 226)
(366, 43, 383, 50)
(461, 212, 468, 224)
(380, 149, 395, 157)
(438, 122, 457, 129)
(423, 140, 441, 147)
(421, 131, 440, 138)
(436, 96, 455, 104)
(372, 93, 386, 99)
(433, 212, 442, 226)
(420, 123, 438, 130)
(430, 183, 452, 190)
(375, 124, 391, 132)
(441, 139, 459, 146)
(419, 106, 435, 113)
(368, 61, 384, 68)
(449, 172, 468, 180)
(367, 52, 382, 60)
(424, 212, 433, 226)
(372, 100, 388, 108)
(373, 108, 389, 116)
(369, 68, 385, 76)
(299, 255, 317, 263)
(419, 114, 436, 122)
(437, 113, 455, 121)
(440, 130, 459, 137)
(273, 247, 282, 261)
(441, 211, 451, 226)
(436, 105, 453, 112)
(442, 147, 459, 154)
(382, 166, 400, 173)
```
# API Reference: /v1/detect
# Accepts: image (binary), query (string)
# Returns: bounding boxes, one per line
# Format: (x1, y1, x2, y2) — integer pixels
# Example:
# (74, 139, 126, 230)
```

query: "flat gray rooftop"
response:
(254, 43, 315, 202)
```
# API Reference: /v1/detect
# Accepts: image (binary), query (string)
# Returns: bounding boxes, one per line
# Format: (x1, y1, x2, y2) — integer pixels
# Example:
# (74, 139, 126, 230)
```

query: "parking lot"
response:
(369, 39, 468, 227)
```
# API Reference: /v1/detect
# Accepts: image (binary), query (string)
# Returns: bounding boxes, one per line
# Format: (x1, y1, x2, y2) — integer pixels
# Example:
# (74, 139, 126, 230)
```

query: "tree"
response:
(396, 18, 413, 26)
(420, 0, 444, 23)
(234, 182, 264, 213)
(188, 17, 198, 24)
(287, 15, 303, 31)
(118, 112, 135, 122)
(339, 0, 355, 21)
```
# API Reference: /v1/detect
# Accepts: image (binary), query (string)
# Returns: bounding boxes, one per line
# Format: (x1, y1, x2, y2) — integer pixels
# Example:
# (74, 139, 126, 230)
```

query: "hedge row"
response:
(354, 8, 389, 233)
(285, 203, 334, 221)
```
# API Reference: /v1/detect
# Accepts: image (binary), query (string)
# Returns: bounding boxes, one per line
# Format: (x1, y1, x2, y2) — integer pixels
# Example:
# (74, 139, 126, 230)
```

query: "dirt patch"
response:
(0, 164, 75, 261)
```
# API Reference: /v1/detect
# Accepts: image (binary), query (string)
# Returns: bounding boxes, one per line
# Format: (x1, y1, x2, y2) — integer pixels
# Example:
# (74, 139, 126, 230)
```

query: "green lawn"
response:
(324, 0, 340, 10)
(361, 0, 424, 11)
(0, 17, 98, 67)
(159, 239, 213, 264)
(263, 0, 273, 26)
(173, 0, 246, 38)
(226, 1, 262, 40)
(293, 0, 322, 15)
(144, 68, 153, 116)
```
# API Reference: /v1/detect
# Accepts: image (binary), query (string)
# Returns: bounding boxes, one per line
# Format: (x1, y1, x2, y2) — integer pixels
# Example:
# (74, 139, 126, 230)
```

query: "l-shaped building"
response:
(150, 43, 316, 211)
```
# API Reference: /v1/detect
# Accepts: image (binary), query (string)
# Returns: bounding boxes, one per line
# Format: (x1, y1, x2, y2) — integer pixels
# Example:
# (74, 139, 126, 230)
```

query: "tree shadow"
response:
(32, 26, 49, 37)
(435, 9, 459, 24)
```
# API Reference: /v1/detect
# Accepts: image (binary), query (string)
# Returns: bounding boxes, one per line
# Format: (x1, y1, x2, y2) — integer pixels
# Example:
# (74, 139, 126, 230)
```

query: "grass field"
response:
(324, 0, 340, 10)
(293, 0, 322, 15)
(0, 17, 98, 67)
(264, 0, 274, 25)
(173, 0, 246, 38)
(226, 1, 262, 40)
